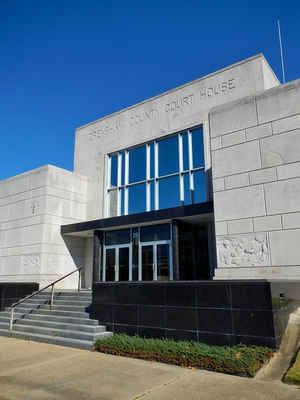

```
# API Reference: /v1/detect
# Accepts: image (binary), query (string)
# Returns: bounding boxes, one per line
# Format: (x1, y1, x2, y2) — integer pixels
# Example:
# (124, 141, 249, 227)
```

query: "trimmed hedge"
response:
(94, 334, 273, 377)
(284, 348, 300, 385)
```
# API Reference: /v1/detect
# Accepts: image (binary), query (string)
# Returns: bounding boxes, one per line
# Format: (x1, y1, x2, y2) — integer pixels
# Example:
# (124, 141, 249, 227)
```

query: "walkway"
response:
(0, 337, 299, 400)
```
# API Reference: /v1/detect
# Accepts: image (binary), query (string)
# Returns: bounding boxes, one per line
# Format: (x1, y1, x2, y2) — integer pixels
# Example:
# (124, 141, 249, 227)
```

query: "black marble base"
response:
(91, 280, 300, 348)
(0, 282, 39, 311)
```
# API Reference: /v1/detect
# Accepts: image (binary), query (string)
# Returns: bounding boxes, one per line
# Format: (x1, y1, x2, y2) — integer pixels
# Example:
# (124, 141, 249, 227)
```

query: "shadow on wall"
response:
(206, 167, 213, 202)
(62, 235, 86, 287)
(206, 167, 217, 278)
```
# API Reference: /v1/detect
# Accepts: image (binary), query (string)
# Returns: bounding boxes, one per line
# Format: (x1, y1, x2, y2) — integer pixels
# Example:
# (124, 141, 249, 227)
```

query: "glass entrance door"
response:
(103, 245, 131, 281)
(139, 241, 172, 281)
(141, 245, 153, 281)
(119, 247, 130, 281)
(156, 243, 170, 281)
(105, 248, 116, 281)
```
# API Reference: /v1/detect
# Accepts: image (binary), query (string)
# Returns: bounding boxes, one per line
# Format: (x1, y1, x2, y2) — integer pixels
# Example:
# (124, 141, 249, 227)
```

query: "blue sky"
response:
(1, 0, 299, 180)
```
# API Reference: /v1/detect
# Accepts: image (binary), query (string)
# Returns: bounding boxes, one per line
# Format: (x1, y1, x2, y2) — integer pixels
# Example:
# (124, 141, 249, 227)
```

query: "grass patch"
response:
(284, 348, 300, 385)
(94, 334, 273, 377)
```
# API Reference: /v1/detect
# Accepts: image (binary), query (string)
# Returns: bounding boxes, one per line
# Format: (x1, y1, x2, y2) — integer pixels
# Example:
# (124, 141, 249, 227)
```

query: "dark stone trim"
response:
(172, 220, 180, 280)
(61, 202, 213, 235)
(93, 231, 103, 284)
(0, 283, 39, 311)
(91, 280, 282, 348)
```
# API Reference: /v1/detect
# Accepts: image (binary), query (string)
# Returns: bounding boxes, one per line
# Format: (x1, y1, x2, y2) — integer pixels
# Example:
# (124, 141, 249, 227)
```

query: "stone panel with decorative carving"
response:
(22, 254, 41, 273)
(217, 233, 270, 268)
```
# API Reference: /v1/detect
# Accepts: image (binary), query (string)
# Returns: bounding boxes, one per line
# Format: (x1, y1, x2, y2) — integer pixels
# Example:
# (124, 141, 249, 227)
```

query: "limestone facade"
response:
(0, 165, 90, 288)
(2, 53, 300, 286)
(211, 79, 300, 279)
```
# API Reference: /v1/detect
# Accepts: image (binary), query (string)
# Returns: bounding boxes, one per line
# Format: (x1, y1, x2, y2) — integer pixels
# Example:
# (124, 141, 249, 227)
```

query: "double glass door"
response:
(103, 245, 131, 281)
(139, 241, 172, 281)
(103, 241, 172, 281)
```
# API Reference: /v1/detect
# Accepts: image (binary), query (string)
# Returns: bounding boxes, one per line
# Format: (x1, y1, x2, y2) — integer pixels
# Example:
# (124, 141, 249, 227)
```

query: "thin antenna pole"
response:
(277, 20, 286, 83)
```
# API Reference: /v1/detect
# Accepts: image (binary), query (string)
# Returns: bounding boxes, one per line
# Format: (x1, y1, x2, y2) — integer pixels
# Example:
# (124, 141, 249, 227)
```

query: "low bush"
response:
(284, 348, 300, 385)
(94, 334, 273, 377)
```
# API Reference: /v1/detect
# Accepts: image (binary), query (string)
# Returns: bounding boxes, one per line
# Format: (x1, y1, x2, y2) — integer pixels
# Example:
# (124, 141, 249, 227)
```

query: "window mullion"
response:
(178, 133, 184, 204)
(188, 131, 194, 203)
(154, 141, 159, 210)
(117, 152, 122, 216)
(106, 156, 112, 217)
(124, 150, 129, 215)
(146, 143, 151, 211)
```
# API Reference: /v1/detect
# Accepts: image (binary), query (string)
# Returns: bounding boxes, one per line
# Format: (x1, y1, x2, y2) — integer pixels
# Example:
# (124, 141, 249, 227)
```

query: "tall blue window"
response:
(107, 126, 206, 216)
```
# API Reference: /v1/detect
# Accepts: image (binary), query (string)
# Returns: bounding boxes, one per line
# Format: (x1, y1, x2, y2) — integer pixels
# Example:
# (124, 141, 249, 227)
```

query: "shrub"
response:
(94, 334, 273, 377)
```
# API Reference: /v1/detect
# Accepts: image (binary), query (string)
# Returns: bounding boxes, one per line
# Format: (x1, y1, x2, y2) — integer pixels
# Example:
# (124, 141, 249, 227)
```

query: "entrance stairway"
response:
(0, 290, 112, 350)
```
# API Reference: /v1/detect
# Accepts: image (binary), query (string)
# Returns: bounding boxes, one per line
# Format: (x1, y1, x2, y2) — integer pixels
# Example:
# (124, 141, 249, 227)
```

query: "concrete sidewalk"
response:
(0, 337, 299, 400)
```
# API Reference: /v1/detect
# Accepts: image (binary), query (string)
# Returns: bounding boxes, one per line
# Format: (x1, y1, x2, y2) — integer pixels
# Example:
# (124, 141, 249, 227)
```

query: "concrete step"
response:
(35, 296, 92, 303)
(24, 298, 50, 304)
(0, 317, 20, 325)
(0, 321, 9, 329)
(37, 292, 92, 299)
(53, 300, 91, 307)
(0, 289, 112, 350)
(31, 309, 90, 318)
(34, 296, 91, 302)
(15, 318, 106, 333)
(24, 313, 99, 326)
(0, 328, 104, 350)
(50, 296, 92, 302)
(6, 306, 38, 314)
(38, 304, 89, 312)
(25, 298, 91, 307)
(0, 311, 27, 319)
(12, 324, 106, 342)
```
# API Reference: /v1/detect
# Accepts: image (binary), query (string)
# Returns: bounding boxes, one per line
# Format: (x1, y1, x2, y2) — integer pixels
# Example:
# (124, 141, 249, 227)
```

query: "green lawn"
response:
(94, 334, 273, 377)
(284, 348, 300, 385)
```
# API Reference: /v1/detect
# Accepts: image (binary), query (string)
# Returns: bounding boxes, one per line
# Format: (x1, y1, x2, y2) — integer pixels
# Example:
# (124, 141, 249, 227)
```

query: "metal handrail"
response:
(9, 266, 82, 331)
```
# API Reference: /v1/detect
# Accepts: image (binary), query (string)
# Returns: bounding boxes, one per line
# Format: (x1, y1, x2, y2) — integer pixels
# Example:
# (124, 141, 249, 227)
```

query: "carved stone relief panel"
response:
(30, 201, 40, 215)
(217, 233, 270, 268)
(22, 254, 41, 273)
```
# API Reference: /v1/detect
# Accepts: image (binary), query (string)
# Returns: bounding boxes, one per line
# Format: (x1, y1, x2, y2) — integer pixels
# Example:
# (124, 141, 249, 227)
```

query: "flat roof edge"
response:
(61, 202, 214, 234)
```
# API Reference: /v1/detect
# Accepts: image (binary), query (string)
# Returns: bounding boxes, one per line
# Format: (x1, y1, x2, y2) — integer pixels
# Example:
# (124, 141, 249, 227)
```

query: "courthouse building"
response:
(1, 53, 300, 290)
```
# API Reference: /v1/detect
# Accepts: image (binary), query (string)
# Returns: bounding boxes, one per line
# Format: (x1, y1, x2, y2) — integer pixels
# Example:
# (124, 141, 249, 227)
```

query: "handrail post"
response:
(9, 307, 14, 331)
(50, 284, 55, 310)
(10, 266, 82, 312)
(78, 269, 81, 292)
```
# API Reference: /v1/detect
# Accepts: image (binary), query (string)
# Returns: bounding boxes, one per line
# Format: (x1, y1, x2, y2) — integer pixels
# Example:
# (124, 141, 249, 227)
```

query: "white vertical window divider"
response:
(178, 133, 184, 203)
(124, 150, 129, 215)
(106, 156, 112, 217)
(117, 152, 122, 216)
(188, 130, 194, 203)
(106, 126, 204, 217)
(154, 141, 159, 210)
(146, 143, 151, 212)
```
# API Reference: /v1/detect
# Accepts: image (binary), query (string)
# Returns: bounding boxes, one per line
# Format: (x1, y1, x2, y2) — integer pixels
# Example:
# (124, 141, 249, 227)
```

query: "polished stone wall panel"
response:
(92, 281, 284, 348)
(0, 282, 39, 311)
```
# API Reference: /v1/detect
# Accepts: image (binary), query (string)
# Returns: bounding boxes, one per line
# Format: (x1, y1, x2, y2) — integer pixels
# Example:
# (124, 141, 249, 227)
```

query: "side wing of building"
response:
(210, 79, 300, 279)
